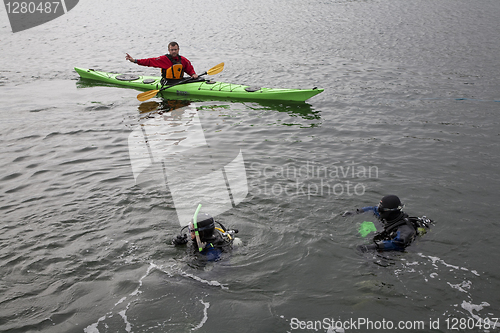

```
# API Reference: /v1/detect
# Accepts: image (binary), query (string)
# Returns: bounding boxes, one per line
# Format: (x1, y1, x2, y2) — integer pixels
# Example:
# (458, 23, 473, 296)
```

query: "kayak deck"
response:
(74, 67, 323, 102)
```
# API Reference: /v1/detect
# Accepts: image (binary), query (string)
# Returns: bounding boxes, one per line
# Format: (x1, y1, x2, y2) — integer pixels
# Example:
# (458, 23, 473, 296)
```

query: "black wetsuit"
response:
(358, 207, 432, 251)
(173, 228, 235, 261)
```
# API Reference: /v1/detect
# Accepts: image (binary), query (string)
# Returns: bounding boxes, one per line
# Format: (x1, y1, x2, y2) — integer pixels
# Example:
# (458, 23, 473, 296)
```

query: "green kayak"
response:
(74, 67, 323, 102)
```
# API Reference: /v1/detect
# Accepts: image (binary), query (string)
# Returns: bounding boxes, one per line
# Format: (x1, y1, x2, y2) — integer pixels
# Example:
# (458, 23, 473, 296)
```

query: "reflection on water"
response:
(136, 98, 322, 128)
(137, 100, 192, 115)
(137, 101, 160, 113)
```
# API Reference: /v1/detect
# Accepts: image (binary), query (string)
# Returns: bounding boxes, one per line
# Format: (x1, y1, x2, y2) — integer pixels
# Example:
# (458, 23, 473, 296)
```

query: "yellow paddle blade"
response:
(207, 62, 224, 75)
(137, 89, 159, 102)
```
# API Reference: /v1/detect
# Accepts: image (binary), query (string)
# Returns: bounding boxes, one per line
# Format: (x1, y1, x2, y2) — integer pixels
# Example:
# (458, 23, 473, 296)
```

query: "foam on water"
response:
(83, 262, 227, 332)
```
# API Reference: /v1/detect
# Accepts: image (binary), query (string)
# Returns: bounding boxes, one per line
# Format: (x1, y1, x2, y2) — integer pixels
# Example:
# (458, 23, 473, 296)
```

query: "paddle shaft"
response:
(137, 62, 223, 102)
(158, 71, 208, 93)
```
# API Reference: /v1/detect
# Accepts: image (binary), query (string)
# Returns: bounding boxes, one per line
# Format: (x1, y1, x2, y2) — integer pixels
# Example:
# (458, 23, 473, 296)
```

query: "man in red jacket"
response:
(126, 42, 198, 84)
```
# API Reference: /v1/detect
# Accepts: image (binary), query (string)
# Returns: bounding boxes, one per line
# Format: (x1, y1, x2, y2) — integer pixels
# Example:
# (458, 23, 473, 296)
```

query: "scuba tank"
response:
(172, 205, 241, 251)
(412, 216, 434, 236)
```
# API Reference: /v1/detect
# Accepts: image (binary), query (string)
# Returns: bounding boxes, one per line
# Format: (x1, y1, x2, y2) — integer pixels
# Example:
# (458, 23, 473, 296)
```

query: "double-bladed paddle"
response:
(137, 62, 224, 102)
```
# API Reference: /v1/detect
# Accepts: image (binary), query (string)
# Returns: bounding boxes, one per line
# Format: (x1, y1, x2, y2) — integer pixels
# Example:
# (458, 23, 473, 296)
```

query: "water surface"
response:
(1, 0, 499, 332)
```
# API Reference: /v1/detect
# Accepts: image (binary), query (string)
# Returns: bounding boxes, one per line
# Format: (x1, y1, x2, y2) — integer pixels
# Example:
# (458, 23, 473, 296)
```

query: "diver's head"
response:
(190, 212, 215, 241)
(378, 195, 404, 222)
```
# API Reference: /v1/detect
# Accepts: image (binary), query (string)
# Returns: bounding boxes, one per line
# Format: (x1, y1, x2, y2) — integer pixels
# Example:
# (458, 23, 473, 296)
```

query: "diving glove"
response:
(356, 243, 378, 252)
(172, 234, 188, 246)
(342, 209, 363, 217)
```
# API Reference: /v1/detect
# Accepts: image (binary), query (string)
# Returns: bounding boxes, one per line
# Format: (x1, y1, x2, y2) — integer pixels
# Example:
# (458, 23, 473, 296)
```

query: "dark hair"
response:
(168, 41, 179, 48)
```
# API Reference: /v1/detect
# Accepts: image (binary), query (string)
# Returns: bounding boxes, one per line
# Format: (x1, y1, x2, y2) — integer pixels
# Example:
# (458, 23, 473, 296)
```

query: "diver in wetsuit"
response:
(172, 212, 239, 261)
(344, 195, 434, 252)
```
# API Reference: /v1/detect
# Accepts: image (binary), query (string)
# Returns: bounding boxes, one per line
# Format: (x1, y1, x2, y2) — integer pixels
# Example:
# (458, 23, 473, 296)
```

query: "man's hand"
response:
(342, 209, 364, 217)
(125, 53, 135, 63)
(172, 234, 188, 246)
(356, 244, 378, 252)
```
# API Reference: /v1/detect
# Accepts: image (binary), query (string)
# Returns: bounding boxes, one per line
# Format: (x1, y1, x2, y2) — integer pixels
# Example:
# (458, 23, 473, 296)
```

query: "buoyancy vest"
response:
(161, 54, 184, 80)
(375, 215, 431, 242)
(196, 229, 234, 261)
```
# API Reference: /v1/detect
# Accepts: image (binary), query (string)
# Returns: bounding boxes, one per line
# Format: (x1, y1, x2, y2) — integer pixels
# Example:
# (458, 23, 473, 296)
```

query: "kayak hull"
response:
(74, 67, 323, 102)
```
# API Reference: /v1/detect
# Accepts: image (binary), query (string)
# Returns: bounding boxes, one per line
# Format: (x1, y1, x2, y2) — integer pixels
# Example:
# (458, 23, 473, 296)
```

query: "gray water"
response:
(1, 0, 500, 332)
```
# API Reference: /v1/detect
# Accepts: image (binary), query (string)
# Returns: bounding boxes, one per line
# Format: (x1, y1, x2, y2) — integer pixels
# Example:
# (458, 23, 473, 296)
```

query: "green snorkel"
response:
(193, 204, 204, 252)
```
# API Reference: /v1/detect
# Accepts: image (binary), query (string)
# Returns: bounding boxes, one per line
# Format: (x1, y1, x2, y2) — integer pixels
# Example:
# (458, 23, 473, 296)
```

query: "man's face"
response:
(168, 45, 179, 57)
(189, 222, 195, 240)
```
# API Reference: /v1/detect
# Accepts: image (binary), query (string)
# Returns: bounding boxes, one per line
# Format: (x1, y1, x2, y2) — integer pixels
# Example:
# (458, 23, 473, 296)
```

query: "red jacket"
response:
(136, 55, 196, 76)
